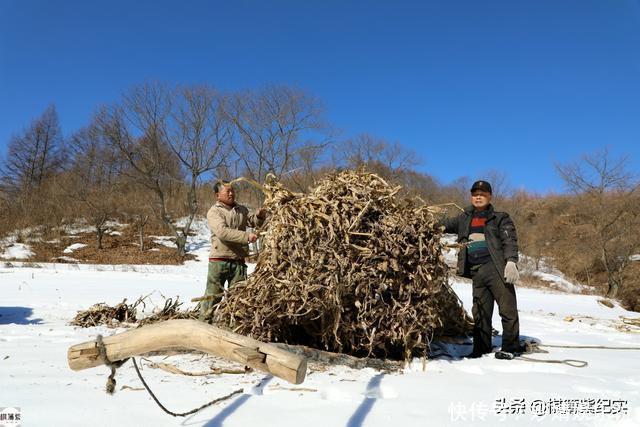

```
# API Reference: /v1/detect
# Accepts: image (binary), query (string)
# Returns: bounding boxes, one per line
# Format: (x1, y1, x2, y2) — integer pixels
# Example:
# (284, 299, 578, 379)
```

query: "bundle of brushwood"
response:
(214, 169, 472, 360)
(70, 297, 197, 328)
(69, 299, 137, 328)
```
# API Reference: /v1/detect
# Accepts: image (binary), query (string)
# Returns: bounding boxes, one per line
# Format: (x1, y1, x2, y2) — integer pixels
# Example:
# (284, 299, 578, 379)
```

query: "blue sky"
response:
(1, 0, 639, 193)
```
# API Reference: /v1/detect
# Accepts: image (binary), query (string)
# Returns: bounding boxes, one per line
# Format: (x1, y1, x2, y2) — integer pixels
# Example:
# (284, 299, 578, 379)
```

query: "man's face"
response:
(471, 190, 492, 210)
(217, 184, 235, 206)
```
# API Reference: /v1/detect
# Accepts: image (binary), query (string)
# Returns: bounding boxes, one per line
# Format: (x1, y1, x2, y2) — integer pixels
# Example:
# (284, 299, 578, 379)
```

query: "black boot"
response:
(494, 350, 516, 360)
(495, 346, 524, 360)
(466, 348, 490, 359)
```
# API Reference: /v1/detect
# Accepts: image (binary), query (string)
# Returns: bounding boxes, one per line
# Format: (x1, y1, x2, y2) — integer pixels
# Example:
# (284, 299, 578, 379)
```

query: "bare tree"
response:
(96, 82, 231, 256)
(284, 144, 326, 192)
(1, 105, 65, 193)
(222, 85, 333, 189)
(339, 133, 419, 173)
(95, 83, 184, 252)
(479, 169, 510, 202)
(441, 176, 471, 207)
(557, 148, 634, 195)
(169, 85, 232, 250)
(396, 169, 441, 202)
(64, 124, 123, 249)
(556, 148, 640, 297)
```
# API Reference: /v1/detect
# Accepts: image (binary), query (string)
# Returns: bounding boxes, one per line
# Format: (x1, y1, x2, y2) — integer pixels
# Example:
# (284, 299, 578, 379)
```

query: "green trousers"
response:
(198, 260, 247, 322)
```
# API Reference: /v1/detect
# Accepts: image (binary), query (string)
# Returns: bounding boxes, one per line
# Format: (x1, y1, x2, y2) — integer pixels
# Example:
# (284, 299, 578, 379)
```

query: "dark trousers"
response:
(470, 262, 521, 354)
(198, 260, 247, 322)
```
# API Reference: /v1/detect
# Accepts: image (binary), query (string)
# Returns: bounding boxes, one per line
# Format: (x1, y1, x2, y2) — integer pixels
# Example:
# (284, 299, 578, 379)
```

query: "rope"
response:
(95, 334, 244, 416)
(132, 357, 244, 417)
(96, 334, 129, 394)
(512, 341, 640, 368)
(537, 343, 640, 350)
(516, 355, 588, 368)
(429, 339, 640, 368)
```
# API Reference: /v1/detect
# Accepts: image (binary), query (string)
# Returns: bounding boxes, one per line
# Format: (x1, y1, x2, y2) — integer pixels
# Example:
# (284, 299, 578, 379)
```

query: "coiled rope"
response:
(513, 341, 640, 368)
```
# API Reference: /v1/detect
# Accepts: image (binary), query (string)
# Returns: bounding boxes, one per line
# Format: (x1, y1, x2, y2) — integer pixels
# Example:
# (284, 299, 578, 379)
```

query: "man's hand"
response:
(248, 232, 258, 243)
(504, 261, 519, 284)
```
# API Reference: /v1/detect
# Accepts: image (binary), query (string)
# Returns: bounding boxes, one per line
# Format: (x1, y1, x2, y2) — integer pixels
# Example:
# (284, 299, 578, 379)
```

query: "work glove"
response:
(504, 261, 519, 284)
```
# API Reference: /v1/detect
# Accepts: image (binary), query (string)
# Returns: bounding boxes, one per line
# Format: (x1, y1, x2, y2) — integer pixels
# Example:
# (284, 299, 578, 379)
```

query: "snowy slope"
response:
(1, 222, 639, 426)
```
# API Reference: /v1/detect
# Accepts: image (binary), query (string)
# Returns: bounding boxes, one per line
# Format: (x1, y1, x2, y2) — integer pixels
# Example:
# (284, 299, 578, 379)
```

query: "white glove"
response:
(504, 261, 519, 284)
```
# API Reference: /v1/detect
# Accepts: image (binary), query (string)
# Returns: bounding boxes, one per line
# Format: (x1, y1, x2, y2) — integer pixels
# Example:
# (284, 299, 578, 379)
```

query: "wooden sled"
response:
(67, 319, 307, 384)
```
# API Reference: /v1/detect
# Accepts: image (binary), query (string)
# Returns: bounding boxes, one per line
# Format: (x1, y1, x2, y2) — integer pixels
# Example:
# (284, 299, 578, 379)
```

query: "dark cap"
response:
(470, 180, 492, 194)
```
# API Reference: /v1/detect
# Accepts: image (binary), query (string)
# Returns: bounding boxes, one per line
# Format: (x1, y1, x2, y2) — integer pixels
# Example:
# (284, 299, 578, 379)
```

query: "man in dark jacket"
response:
(440, 180, 522, 359)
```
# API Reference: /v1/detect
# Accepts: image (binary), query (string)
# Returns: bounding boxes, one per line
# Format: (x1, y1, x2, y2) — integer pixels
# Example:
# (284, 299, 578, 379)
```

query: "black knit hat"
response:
(470, 180, 492, 194)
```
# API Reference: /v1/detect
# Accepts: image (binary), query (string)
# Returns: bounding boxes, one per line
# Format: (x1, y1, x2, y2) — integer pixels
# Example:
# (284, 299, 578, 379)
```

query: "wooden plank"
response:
(67, 319, 307, 384)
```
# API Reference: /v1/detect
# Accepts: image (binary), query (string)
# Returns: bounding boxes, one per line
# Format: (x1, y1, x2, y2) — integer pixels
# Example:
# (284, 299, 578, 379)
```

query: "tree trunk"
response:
(137, 215, 148, 252)
(96, 227, 105, 250)
(606, 281, 619, 298)
(139, 225, 145, 252)
(95, 214, 107, 250)
(584, 268, 591, 287)
(176, 235, 187, 257)
(67, 319, 307, 384)
(154, 186, 187, 257)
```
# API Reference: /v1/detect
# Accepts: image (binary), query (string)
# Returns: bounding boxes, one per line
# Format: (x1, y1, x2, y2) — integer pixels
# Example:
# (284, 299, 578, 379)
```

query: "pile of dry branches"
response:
(69, 299, 138, 328)
(70, 297, 197, 328)
(214, 169, 471, 360)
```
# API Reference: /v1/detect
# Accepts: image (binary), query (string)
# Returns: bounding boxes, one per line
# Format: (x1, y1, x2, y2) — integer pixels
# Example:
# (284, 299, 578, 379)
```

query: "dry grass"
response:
(23, 225, 195, 265)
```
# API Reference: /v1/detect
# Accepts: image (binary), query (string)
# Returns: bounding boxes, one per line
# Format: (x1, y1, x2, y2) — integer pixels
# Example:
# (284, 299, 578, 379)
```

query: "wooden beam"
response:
(67, 319, 307, 384)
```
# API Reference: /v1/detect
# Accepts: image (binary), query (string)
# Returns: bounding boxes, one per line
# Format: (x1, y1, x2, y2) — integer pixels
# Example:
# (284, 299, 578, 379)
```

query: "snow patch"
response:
(63, 243, 88, 254)
(517, 255, 590, 294)
(61, 221, 95, 235)
(530, 271, 587, 293)
(440, 234, 458, 268)
(61, 219, 126, 235)
(104, 220, 127, 228)
(0, 243, 34, 260)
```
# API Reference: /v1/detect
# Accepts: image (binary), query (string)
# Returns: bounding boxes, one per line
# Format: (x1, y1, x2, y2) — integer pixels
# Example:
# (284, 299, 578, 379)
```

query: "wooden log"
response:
(67, 319, 307, 384)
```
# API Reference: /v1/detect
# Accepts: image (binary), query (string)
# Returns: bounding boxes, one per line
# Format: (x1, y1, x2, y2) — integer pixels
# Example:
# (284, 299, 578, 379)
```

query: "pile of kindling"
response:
(69, 299, 138, 328)
(69, 297, 197, 328)
(214, 169, 472, 360)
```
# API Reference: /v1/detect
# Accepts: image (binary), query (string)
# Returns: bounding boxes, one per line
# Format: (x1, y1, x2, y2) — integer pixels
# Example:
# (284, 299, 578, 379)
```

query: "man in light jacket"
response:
(198, 180, 266, 321)
(440, 180, 522, 359)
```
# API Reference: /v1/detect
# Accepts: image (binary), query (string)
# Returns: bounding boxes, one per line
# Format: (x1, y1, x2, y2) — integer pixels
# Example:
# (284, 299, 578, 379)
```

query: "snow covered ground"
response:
(1, 224, 639, 426)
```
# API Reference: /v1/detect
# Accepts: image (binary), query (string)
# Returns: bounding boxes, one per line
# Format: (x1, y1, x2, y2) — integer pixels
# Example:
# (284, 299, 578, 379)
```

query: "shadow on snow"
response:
(0, 306, 43, 325)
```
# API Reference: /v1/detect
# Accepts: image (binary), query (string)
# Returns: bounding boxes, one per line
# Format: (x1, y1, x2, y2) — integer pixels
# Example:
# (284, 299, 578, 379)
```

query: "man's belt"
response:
(208, 257, 245, 263)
